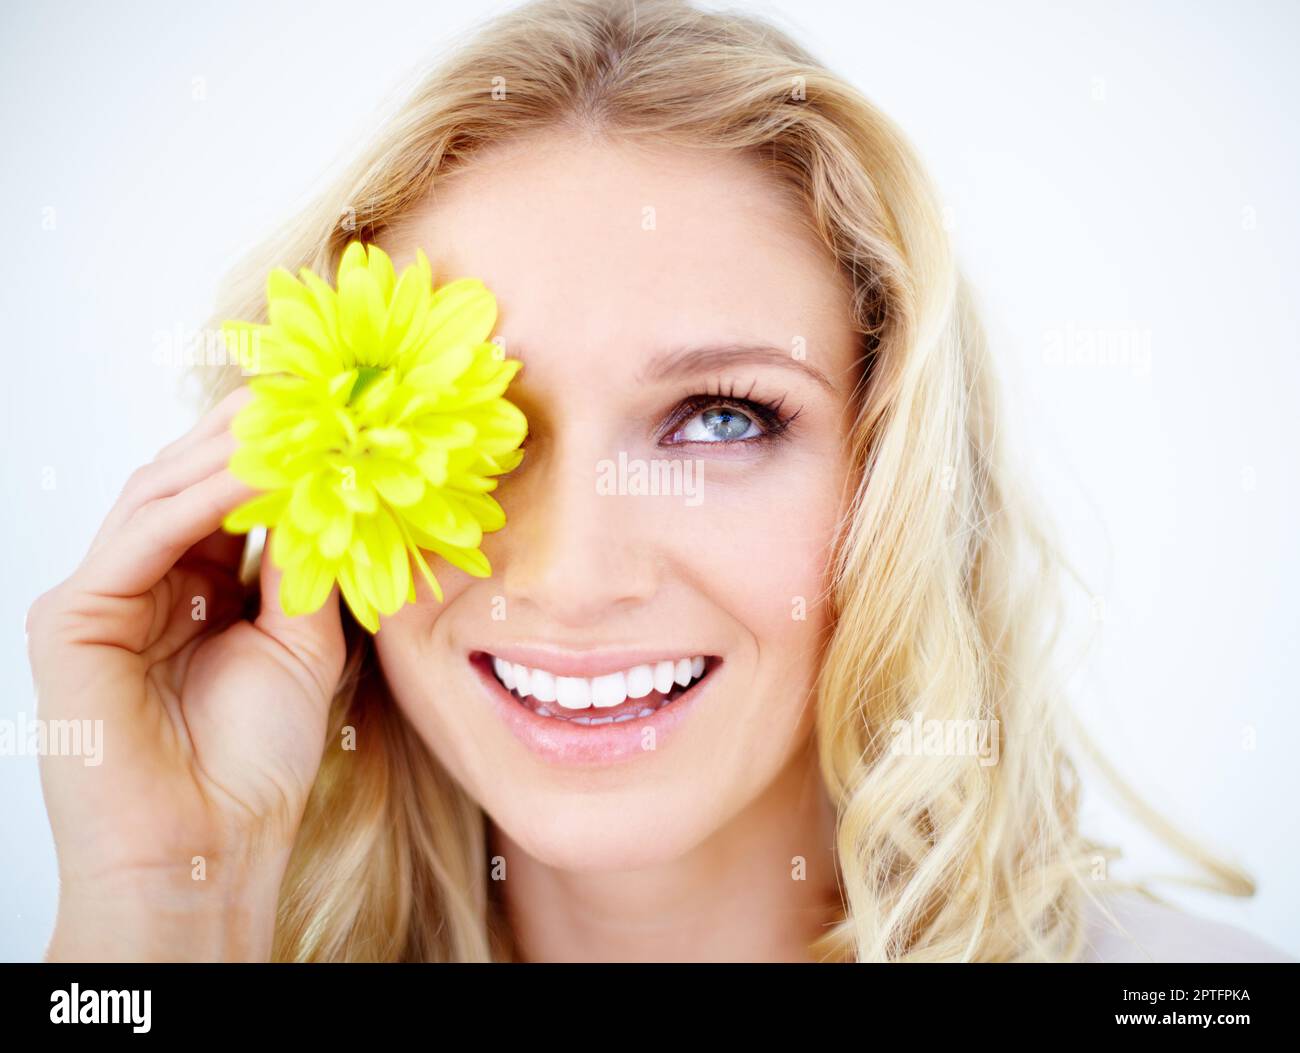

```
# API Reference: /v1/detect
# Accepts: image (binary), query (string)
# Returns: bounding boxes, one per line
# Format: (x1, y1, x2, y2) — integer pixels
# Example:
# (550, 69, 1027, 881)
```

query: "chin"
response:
(483, 784, 720, 873)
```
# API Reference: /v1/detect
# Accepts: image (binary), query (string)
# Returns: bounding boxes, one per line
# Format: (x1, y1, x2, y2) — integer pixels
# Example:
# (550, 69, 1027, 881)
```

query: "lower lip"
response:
(468, 653, 717, 767)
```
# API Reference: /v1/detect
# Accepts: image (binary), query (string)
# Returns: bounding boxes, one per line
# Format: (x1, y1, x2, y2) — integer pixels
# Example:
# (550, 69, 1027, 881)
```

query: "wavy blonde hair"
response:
(190, 0, 1253, 961)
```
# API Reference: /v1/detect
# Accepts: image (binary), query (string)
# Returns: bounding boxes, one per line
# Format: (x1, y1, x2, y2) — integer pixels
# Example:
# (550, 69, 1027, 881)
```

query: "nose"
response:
(494, 426, 660, 628)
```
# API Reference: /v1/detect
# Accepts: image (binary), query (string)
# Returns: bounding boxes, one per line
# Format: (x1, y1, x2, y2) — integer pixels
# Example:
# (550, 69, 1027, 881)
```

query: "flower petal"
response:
(407, 278, 496, 368)
(338, 265, 387, 367)
(281, 558, 335, 617)
(365, 243, 396, 304)
(223, 490, 290, 533)
(337, 557, 379, 632)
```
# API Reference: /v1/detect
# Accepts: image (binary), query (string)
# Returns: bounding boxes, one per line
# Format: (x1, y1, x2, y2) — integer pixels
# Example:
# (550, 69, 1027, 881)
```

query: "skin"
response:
(374, 131, 861, 961)
(28, 130, 860, 963)
(29, 385, 346, 962)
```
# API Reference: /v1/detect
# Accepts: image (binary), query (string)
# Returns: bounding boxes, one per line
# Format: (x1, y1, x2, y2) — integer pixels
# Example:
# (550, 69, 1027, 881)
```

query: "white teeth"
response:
(555, 676, 591, 710)
(531, 668, 557, 703)
(591, 672, 628, 708)
(489, 654, 712, 715)
(626, 664, 654, 699)
(493, 656, 515, 690)
(674, 658, 692, 687)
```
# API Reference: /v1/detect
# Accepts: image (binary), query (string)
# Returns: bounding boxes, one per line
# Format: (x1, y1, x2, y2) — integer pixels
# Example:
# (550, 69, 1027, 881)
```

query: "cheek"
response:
(369, 573, 488, 785)
(672, 454, 841, 636)
(666, 456, 842, 744)
(374, 621, 495, 804)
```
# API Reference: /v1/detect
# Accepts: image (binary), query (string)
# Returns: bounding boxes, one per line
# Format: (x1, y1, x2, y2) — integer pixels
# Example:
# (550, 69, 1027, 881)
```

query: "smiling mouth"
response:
(472, 652, 718, 725)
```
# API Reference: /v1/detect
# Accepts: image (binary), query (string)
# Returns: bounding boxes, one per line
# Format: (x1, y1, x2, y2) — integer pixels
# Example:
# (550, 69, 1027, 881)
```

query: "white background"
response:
(2, 0, 1296, 960)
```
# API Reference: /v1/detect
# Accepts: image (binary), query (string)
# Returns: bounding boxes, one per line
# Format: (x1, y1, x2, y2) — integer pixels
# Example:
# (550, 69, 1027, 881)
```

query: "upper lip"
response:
(471, 645, 719, 679)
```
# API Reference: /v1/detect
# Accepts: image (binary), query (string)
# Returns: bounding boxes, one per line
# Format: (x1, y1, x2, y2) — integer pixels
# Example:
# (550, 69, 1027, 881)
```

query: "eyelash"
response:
(658, 379, 802, 447)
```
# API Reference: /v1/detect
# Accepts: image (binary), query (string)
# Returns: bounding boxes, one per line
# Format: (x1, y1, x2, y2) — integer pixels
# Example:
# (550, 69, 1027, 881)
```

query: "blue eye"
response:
(660, 394, 797, 447)
(673, 406, 761, 443)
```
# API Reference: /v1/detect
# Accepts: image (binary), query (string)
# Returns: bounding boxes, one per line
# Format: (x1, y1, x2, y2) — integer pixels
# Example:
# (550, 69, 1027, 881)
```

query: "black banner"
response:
(1, 962, 1293, 1038)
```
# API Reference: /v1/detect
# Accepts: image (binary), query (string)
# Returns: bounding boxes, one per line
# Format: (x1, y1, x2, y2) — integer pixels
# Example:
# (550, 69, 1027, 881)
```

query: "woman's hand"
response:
(26, 385, 347, 961)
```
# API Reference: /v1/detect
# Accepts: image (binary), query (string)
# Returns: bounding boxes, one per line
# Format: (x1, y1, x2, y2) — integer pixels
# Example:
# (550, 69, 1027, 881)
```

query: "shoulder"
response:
(1078, 889, 1296, 963)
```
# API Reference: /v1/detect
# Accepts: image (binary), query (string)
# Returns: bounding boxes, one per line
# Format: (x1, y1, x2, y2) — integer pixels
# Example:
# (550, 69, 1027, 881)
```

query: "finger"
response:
(254, 537, 347, 700)
(72, 468, 259, 598)
(89, 386, 249, 558)
(182, 527, 249, 573)
(88, 430, 239, 557)
(136, 558, 248, 664)
(152, 383, 252, 462)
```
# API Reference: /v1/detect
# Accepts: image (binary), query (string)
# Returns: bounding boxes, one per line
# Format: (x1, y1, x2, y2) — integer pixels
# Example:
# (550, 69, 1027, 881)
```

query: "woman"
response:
(27, 0, 1291, 962)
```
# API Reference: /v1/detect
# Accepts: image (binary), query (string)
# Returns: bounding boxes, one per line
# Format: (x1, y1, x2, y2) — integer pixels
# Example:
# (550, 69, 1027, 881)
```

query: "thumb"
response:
(247, 527, 348, 698)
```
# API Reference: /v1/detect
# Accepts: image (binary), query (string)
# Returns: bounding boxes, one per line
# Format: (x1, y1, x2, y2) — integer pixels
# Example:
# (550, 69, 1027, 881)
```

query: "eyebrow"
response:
(635, 343, 837, 393)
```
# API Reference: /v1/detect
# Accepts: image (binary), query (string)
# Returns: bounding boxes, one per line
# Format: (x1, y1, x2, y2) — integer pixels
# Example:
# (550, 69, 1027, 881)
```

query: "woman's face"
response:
(374, 133, 860, 870)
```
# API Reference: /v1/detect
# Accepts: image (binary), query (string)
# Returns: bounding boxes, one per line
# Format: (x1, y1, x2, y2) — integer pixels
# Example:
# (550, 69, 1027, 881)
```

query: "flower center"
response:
(348, 365, 386, 404)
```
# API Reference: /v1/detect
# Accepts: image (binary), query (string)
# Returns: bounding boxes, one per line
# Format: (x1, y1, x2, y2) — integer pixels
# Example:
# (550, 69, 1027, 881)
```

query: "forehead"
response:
(381, 132, 855, 369)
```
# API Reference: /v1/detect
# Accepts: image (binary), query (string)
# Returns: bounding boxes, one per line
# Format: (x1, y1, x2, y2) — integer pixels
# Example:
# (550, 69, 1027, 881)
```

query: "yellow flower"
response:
(220, 241, 527, 632)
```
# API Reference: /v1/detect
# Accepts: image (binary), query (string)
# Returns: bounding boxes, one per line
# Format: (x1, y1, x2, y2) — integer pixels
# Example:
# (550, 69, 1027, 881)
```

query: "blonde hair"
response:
(191, 0, 1253, 961)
